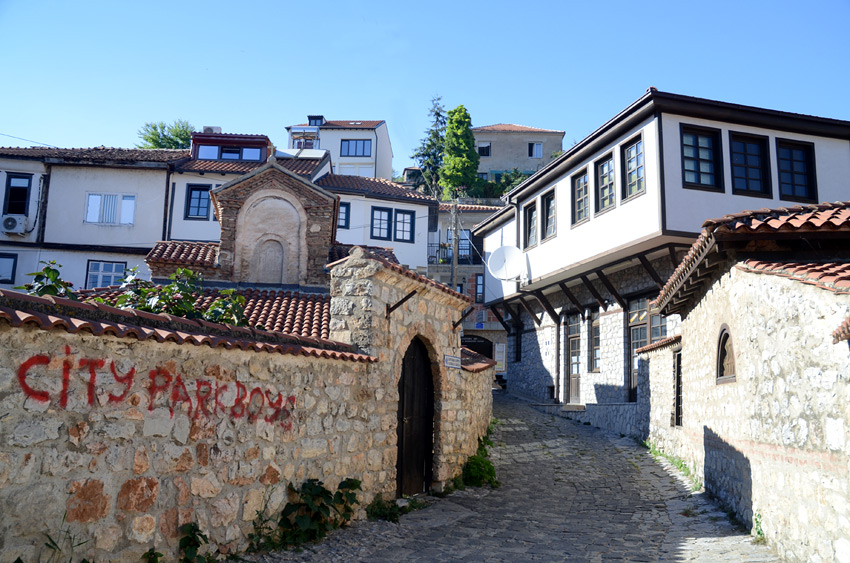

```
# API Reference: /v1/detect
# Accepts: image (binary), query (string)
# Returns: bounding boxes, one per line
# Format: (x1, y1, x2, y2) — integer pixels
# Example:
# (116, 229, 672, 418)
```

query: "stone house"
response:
(474, 88, 850, 437)
(640, 201, 850, 562)
(472, 123, 565, 182)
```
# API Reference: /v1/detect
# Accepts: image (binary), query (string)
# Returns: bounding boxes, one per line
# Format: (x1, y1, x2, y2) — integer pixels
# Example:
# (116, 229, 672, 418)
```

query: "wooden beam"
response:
(668, 246, 680, 270)
(489, 305, 512, 334)
(638, 254, 664, 289)
(502, 302, 519, 323)
(594, 270, 625, 309)
(386, 289, 417, 318)
(580, 275, 607, 310)
(532, 290, 560, 324)
(558, 283, 586, 319)
(453, 306, 474, 330)
(518, 297, 541, 326)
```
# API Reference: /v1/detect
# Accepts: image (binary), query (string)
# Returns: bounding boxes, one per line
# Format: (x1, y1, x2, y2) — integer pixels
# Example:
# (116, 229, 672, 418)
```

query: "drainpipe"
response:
(36, 165, 51, 244)
(162, 165, 172, 241)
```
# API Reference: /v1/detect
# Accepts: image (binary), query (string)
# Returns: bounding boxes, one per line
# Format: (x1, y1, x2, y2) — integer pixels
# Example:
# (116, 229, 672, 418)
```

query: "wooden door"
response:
(397, 338, 434, 496)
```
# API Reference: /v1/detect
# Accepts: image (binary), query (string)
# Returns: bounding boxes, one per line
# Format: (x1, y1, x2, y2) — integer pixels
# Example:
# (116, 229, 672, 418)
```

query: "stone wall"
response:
(0, 251, 494, 561)
(644, 265, 850, 562)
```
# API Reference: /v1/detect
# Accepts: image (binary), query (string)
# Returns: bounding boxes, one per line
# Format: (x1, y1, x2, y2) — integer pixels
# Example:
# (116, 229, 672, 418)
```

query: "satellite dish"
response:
(488, 245, 526, 281)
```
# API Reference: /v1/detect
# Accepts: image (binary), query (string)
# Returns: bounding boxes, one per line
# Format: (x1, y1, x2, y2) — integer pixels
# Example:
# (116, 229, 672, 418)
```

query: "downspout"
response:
(162, 165, 172, 241)
(373, 128, 379, 178)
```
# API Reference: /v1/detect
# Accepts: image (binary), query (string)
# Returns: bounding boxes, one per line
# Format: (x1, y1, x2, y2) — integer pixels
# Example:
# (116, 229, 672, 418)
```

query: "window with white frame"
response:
(85, 194, 135, 225)
(528, 142, 542, 158)
(394, 210, 415, 242)
(370, 207, 392, 240)
(86, 260, 126, 288)
(0, 253, 17, 283)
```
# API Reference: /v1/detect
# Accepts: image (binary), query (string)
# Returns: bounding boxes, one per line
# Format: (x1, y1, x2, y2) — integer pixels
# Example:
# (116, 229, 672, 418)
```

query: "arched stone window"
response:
(716, 326, 736, 383)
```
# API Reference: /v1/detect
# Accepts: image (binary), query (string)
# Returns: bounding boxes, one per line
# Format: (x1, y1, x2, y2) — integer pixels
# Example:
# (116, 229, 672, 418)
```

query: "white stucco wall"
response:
(315, 125, 393, 181)
(169, 174, 228, 242)
(334, 195, 428, 269)
(661, 113, 850, 234)
(0, 159, 49, 244)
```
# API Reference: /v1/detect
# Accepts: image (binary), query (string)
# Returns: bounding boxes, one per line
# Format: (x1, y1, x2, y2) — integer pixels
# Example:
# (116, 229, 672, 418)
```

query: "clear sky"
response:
(2, 0, 849, 174)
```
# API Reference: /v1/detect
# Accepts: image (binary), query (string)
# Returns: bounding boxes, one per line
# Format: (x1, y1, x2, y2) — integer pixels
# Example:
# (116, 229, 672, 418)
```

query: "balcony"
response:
(428, 243, 482, 265)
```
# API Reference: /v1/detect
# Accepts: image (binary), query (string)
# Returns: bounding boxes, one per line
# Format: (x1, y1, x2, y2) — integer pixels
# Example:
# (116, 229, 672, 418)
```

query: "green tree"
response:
(467, 168, 528, 199)
(136, 119, 194, 149)
(411, 96, 447, 199)
(439, 105, 479, 200)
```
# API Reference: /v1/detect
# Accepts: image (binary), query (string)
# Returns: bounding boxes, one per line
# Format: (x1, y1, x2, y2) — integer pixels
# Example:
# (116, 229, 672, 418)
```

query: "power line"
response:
(0, 132, 59, 148)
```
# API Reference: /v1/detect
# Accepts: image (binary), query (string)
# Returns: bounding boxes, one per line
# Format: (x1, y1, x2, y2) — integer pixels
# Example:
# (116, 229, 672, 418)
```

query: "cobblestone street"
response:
(248, 392, 777, 562)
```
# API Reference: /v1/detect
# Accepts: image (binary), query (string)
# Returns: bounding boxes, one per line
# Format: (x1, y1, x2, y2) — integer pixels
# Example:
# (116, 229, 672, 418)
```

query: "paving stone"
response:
(245, 392, 778, 562)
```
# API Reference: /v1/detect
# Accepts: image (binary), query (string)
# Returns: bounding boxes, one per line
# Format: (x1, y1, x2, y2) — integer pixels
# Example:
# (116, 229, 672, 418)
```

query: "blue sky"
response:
(2, 0, 849, 173)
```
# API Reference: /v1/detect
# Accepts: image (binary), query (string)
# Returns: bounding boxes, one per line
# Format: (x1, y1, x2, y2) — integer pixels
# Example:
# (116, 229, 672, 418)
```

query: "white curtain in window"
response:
(120, 195, 135, 224)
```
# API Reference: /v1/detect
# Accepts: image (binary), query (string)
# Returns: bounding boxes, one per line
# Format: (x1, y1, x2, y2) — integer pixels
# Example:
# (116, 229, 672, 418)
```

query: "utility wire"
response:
(0, 133, 59, 148)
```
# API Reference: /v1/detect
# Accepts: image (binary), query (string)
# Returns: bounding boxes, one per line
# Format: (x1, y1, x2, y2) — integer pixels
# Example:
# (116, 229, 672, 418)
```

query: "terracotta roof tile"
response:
(460, 347, 497, 373)
(438, 203, 502, 213)
(471, 124, 564, 134)
(655, 201, 850, 314)
(0, 146, 189, 163)
(833, 316, 850, 344)
(278, 157, 323, 176)
(735, 259, 850, 294)
(315, 174, 436, 203)
(636, 335, 682, 355)
(0, 289, 373, 363)
(147, 241, 219, 267)
(176, 160, 262, 174)
(294, 120, 384, 129)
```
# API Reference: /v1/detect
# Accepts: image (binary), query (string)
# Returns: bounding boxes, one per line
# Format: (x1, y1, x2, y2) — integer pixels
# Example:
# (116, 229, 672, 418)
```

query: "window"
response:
(293, 138, 316, 149)
(0, 253, 17, 283)
(682, 126, 723, 191)
(716, 326, 736, 383)
(542, 191, 556, 239)
(523, 202, 538, 248)
(622, 136, 645, 198)
(595, 155, 615, 213)
(185, 185, 211, 220)
(86, 260, 126, 289)
(197, 145, 218, 159)
(478, 142, 491, 157)
(477, 172, 489, 180)
(370, 207, 392, 240)
(568, 313, 582, 403)
(4, 173, 32, 216)
(241, 148, 261, 161)
(589, 311, 600, 372)
(628, 297, 667, 402)
(85, 194, 135, 225)
(673, 350, 683, 427)
(572, 170, 589, 225)
(308, 116, 324, 126)
(494, 173, 503, 183)
(528, 142, 542, 158)
(340, 139, 372, 157)
(338, 202, 350, 229)
(475, 274, 484, 303)
(447, 229, 472, 261)
(198, 146, 261, 160)
(777, 140, 817, 202)
(394, 210, 415, 243)
(730, 133, 770, 196)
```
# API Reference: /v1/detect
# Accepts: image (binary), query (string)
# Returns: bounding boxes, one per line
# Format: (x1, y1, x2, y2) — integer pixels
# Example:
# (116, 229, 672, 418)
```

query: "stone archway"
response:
(397, 336, 434, 496)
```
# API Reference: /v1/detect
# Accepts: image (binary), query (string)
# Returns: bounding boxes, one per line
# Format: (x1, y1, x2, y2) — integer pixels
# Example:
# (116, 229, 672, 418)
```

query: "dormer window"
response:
(196, 145, 263, 161)
(308, 115, 325, 126)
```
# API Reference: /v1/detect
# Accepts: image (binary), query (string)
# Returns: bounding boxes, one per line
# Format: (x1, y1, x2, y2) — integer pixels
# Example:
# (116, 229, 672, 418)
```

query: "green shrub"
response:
(15, 260, 78, 300)
(366, 494, 401, 523)
(277, 478, 361, 547)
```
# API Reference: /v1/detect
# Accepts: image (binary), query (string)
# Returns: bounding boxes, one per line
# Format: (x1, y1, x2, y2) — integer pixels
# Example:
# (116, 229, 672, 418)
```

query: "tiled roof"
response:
(176, 159, 262, 174)
(329, 243, 399, 265)
(460, 347, 497, 373)
(735, 259, 850, 294)
(316, 174, 436, 203)
(191, 132, 271, 141)
(472, 124, 564, 134)
(655, 201, 850, 315)
(278, 157, 323, 177)
(294, 120, 384, 129)
(834, 317, 850, 344)
(0, 146, 189, 163)
(0, 289, 374, 363)
(438, 203, 502, 213)
(636, 335, 682, 355)
(147, 241, 219, 267)
(77, 287, 332, 340)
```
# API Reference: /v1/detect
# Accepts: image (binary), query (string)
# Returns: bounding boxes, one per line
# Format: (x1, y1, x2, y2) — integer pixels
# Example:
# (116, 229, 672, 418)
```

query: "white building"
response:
(286, 116, 393, 180)
(474, 88, 850, 428)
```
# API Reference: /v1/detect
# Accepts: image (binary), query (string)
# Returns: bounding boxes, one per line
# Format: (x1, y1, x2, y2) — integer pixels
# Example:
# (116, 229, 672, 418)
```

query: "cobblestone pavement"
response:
(247, 392, 777, 562)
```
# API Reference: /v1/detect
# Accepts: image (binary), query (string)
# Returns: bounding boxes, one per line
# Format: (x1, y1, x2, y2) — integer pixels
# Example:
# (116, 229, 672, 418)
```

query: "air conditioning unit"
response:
(202, 126, 222, 134)
(2, 215, 26, 234)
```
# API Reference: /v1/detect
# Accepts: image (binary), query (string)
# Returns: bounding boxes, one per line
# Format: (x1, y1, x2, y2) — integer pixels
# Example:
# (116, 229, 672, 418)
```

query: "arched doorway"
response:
(397, 337, 434, 496)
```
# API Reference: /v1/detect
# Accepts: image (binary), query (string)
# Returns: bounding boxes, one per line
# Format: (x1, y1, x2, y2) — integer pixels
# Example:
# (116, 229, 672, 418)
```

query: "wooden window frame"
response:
(729, 132, 771, 198)
(589, 312, 600, 373)
(571, 169, 589, 226)
(0, 252, 17, 284)
(776, 138, 817, 203)
(184, 184, 211, 220)
(3, 173, 32, 216)
(716, 325, 737, 384)
(393, 209, 415, 243)
(594, 154, 615, 214)
(621, 134, 645, 201)
(478, 142, 491, 157)
(370, 206, 393, 241)
(475, 274, 484, 303)
(541, 190, 556, 241)
(523, 201, 538, 249)
(672, 348, 683, 427)
(338, 202, 350, 229)
(681, 124, 724, 192)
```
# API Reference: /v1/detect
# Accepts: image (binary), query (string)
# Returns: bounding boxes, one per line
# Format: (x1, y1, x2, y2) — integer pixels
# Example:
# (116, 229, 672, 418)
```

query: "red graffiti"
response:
(14, 353, 297, 429)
